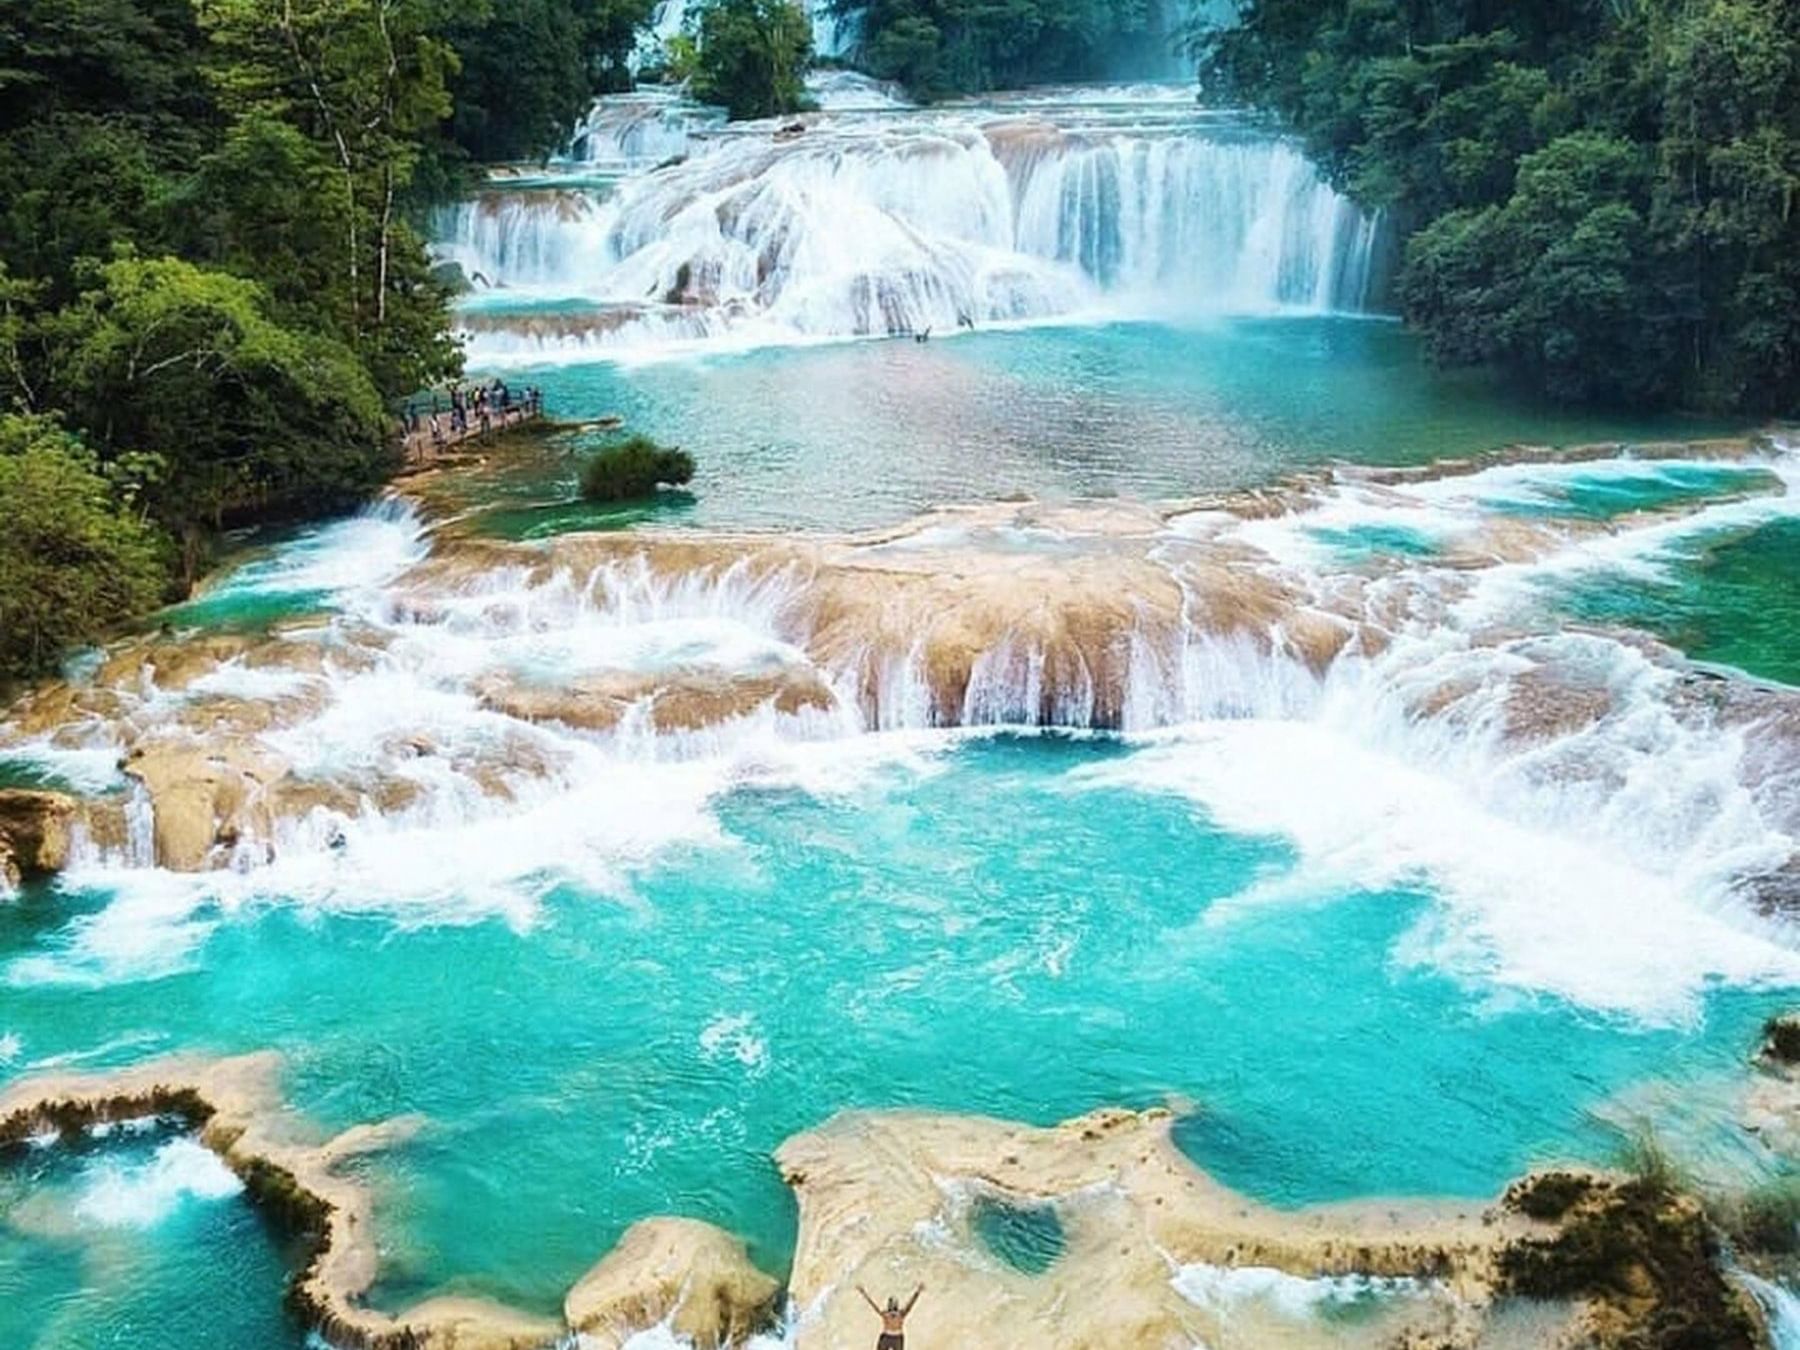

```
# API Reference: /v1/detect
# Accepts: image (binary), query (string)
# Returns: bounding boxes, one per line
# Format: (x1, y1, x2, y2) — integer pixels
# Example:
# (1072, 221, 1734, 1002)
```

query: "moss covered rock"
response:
(1499, 1172, 1762, 1349)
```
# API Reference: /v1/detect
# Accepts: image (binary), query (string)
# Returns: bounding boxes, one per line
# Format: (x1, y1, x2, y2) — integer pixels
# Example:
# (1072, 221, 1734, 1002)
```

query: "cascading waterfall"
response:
(645, 0, 853, 58)
(567, 91, 726, 169)
(435, 88, 1385, 359)
(17, 444, 1799, 1023)
(1006, 131, 1377, 311)
(1743, 1273, 1800, 1349)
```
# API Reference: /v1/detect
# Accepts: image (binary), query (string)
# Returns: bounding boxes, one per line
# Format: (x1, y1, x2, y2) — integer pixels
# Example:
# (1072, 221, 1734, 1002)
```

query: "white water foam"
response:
(0, 736, 127, 794)
(1456, 455, 1800, 631)
(699, 1011, 771, 1075)
(438, 91, 1380, 362)
(1076, 712, 1799, 1021)
(1173, 1262, 1427, 1319)
(72, 1136, 243, 1229)
(1104, 451, 1800, 1020)
(7, 450, 1799, 1023)
(8, 869, 223, 988)
(1744, 1272, 1800, 1350)
(612, 1318, 797, 1350)
(188, 497, 429, 612)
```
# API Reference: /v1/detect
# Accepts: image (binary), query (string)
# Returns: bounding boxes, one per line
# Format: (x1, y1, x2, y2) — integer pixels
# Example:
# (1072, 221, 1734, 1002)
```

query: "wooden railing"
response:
(398, 396, 542, 469)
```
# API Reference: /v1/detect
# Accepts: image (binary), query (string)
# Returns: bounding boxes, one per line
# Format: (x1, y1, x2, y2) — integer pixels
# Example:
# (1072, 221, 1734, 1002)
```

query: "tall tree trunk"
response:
(278, 0, 361, 333)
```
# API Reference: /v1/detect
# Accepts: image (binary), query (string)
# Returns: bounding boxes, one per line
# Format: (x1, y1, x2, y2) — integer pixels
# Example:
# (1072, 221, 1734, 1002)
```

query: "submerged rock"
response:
(565, 1217, 779, 1348)
(0, 788, 76, 887)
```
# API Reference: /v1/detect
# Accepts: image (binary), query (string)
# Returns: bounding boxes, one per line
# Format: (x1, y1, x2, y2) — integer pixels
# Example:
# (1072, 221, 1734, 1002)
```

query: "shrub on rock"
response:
(579, 435, 695, 503)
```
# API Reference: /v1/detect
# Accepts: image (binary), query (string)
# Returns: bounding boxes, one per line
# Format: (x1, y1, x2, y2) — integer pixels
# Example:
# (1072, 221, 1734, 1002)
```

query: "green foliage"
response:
(579, 435, 697, 502)
(194, 0, 466, 395)
(0, 0, 524, 668)
(1721, 1175, 1800, 1255)
(833, 0, 1174, 100)
(0, 116, 173, 300)
(688, 0, 815, 121)
(1618, 1126, 1684, 1200)
(43, 255, 390, 564)
(0, 416, 168, 682)
(658, 33, 702, 84)
(0, 0, 664, 673)
(444, 0, 657, 162)
(1197, 0, 1800, 414)
(0, 0, 214, 147)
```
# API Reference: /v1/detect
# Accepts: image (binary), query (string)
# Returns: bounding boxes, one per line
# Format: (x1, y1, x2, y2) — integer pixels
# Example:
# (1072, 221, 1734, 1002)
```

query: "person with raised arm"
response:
(857, 1283, 923, 1349)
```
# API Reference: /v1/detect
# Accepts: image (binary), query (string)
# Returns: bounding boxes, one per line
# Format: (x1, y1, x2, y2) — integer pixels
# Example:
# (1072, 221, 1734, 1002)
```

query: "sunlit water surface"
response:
(2, 734, 1791, 1348)
(0, 320, 1790, 1350)
(435, 318, 1735, 537)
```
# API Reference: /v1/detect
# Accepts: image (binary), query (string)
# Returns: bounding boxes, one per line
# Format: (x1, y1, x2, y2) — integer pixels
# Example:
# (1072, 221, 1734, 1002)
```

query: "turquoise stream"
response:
(0, 319, 1792, 1350)
(1544, 517, 1800, 687)
(439, 318, 1735, 537)
(1, 734, 1788, 1348)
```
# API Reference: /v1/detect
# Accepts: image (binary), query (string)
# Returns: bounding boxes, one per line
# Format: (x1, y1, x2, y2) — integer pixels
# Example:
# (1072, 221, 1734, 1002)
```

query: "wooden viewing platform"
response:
(400, 400, 542, 470)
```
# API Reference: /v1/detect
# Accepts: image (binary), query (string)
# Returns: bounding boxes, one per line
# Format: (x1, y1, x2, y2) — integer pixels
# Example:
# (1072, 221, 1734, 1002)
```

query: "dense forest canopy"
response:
(685, 0, 816, 120)
(5, 0, 1795, 678)
(0, 0, 651, 679)
(827, 0, 1184, 99)
(445, 0, 656, 163)
(1194, 0, 1800, 413)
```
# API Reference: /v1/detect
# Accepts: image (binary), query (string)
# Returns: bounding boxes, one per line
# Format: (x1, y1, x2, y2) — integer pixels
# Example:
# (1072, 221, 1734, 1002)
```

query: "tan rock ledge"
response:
(0, 1058, 1778, 1348)
(0, 1053, 770, 1350)
(778, 1107, 1523, 1349)
(0, 787, 77, 889)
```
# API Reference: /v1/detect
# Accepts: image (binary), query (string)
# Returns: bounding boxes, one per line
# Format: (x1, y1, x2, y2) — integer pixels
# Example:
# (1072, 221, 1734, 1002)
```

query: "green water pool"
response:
(1, 734, 1789, 1348)
(1545, 517, 1800, 687)
(440, 318, 1738, 538)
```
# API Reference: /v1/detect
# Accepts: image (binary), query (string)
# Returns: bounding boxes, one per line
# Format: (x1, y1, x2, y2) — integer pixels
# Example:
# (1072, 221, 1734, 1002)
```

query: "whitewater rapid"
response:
(4, 442, 1798, 1027)
(436, 86, 1382, 361)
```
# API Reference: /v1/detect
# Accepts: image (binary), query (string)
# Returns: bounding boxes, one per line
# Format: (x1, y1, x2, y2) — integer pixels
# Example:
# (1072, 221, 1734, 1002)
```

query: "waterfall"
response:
(437, 89, 1384, 359)
(568, 91, 725, 169)
(1006, 131, 1375, 311)
(645, 0, 853, 58)
(1743, 1273, 1800, 1349)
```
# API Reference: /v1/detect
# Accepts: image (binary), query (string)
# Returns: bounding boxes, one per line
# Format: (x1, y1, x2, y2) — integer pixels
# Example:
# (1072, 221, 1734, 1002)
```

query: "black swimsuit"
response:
(878, 1336, 904, 1350)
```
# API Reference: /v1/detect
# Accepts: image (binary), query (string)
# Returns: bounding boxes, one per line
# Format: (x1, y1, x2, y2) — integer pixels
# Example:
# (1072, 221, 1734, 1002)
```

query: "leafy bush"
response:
(43, 254, 393, 580)
(689, 0, 813, 121)
(579, 435, 696, 502)
(0, 416, 169, 682)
